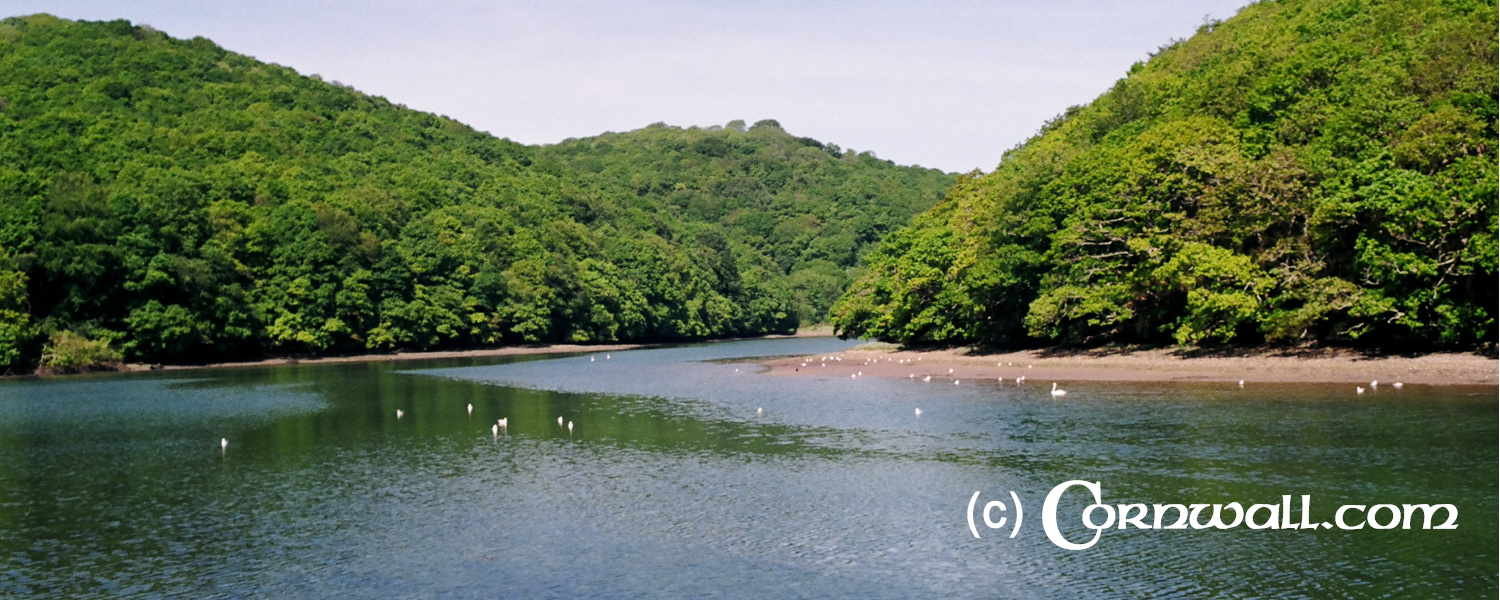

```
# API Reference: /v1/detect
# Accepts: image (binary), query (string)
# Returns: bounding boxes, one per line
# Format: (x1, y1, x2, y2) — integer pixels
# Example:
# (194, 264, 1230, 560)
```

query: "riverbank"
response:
(94, 326, 839, 375)
(757, 345, 1499, 386)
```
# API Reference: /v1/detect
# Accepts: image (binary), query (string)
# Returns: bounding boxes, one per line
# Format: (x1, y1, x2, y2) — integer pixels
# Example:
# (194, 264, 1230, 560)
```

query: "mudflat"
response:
(759, 345, 1498, 387)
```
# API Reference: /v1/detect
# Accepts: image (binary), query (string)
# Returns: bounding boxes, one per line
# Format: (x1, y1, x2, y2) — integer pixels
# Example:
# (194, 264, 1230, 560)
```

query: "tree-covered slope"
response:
(0, 15, 950, 372)
(832, 0, 1497, 350)
(536, 122, 953, 323)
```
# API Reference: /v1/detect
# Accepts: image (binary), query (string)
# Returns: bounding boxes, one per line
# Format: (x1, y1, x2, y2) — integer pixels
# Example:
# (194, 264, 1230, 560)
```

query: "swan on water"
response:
(1051, 383, 1067, 397)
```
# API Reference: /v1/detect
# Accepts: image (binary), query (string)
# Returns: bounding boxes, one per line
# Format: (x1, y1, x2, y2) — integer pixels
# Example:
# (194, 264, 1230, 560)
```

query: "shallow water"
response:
(0, 337, 1493, 598)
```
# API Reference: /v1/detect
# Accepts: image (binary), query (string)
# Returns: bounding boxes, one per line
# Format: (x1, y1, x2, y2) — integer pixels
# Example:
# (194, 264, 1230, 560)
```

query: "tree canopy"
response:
(832, 0, 1497, 351)
(0, 15, 953, 372)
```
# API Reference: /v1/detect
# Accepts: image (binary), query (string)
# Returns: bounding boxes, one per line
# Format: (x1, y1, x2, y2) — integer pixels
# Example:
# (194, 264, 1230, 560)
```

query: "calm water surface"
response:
(0, 337, 1493, 598)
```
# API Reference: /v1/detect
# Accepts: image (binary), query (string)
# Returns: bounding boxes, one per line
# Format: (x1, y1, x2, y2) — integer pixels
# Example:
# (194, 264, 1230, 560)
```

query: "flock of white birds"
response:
(218, 351, 1405, 451)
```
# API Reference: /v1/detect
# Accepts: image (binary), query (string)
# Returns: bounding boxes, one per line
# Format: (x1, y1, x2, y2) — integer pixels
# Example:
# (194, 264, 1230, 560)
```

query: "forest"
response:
(2, 0, 1495, 375)
(832, 0, 1497, 351)
(0, 14, 953, 372)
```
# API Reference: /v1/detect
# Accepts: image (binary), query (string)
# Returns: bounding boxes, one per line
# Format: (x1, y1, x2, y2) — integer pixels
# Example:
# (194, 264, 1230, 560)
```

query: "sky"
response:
(6, 0, 1253, 173)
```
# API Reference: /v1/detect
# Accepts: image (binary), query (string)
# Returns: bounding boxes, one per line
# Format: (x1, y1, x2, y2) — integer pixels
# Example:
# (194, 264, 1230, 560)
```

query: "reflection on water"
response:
(0, 338, 1493, 598)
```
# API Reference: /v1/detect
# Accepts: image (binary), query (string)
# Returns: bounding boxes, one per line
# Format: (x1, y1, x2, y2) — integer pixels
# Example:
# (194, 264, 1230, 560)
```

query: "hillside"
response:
(536, 123, 953, 323)
(0, 15, 951, 372)
(832, 0, 1497, 351)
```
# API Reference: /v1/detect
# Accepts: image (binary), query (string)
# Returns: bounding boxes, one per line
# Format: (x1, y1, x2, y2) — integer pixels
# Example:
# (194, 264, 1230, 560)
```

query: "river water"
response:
(0, 337, 1493, 598)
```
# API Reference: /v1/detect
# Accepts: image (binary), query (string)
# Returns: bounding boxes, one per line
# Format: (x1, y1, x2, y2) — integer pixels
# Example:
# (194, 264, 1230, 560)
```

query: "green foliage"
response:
(0, 15, 951, 369)
(0, 259, 29, 371)
(834, 0, 1497, 350)
(38, 330, 121, 373)
(535, 122, 953, 322)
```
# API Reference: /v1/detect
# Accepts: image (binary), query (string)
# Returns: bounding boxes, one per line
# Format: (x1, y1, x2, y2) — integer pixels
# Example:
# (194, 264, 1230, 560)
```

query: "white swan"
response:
(1050, 383, 1067, 397)
(396, 409, 403, 419)
(914, 408, 922, 416)
(1356, 387, 1365, 395)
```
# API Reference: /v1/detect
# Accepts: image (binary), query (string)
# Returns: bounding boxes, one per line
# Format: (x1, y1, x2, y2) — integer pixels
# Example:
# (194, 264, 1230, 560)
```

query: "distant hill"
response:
(0, 15, 952, 372)
(832, 0, 1497, 351)
(536, 123, 953, 323)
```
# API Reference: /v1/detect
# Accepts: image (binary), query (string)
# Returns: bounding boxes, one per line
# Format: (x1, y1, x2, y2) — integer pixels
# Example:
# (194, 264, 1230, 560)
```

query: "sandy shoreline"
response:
(758, 345, 1499, 387)
(97, 327, 840, 375)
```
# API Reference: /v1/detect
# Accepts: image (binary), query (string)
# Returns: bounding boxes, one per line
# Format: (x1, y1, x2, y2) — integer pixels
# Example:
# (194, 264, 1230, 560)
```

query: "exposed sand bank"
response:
(758, 345, 1498, 387)
(104, 328, 838, 374)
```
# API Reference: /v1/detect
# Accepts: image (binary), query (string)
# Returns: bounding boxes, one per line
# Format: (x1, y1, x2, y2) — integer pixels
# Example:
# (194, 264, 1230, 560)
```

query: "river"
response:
(0, 337, 1493, 598)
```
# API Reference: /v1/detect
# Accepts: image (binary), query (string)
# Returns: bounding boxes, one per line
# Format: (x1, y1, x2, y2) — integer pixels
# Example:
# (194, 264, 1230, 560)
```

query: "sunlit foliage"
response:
(0, 15, 951, 371)
(833, 0, 1497, 350)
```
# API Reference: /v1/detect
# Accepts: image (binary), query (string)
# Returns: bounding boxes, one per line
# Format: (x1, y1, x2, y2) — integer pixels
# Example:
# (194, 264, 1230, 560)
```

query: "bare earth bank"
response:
(110, 328, 839, 374)
(758, 346, 1498, 387)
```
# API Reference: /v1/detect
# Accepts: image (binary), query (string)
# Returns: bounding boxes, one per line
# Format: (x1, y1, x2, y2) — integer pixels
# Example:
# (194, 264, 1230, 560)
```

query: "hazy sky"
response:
(8, 1, 1252, 173)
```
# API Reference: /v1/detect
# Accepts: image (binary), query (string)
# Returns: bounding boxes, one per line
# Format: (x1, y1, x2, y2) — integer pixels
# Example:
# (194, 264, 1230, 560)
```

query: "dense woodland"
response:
(833, 0, 1497, 351)
(0, 14, 952, 372)
(1, 0, 1494, 375)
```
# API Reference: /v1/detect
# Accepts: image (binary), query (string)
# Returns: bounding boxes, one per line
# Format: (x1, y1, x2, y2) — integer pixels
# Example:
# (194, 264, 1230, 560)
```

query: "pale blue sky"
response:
(6, 1, 1252, 172)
